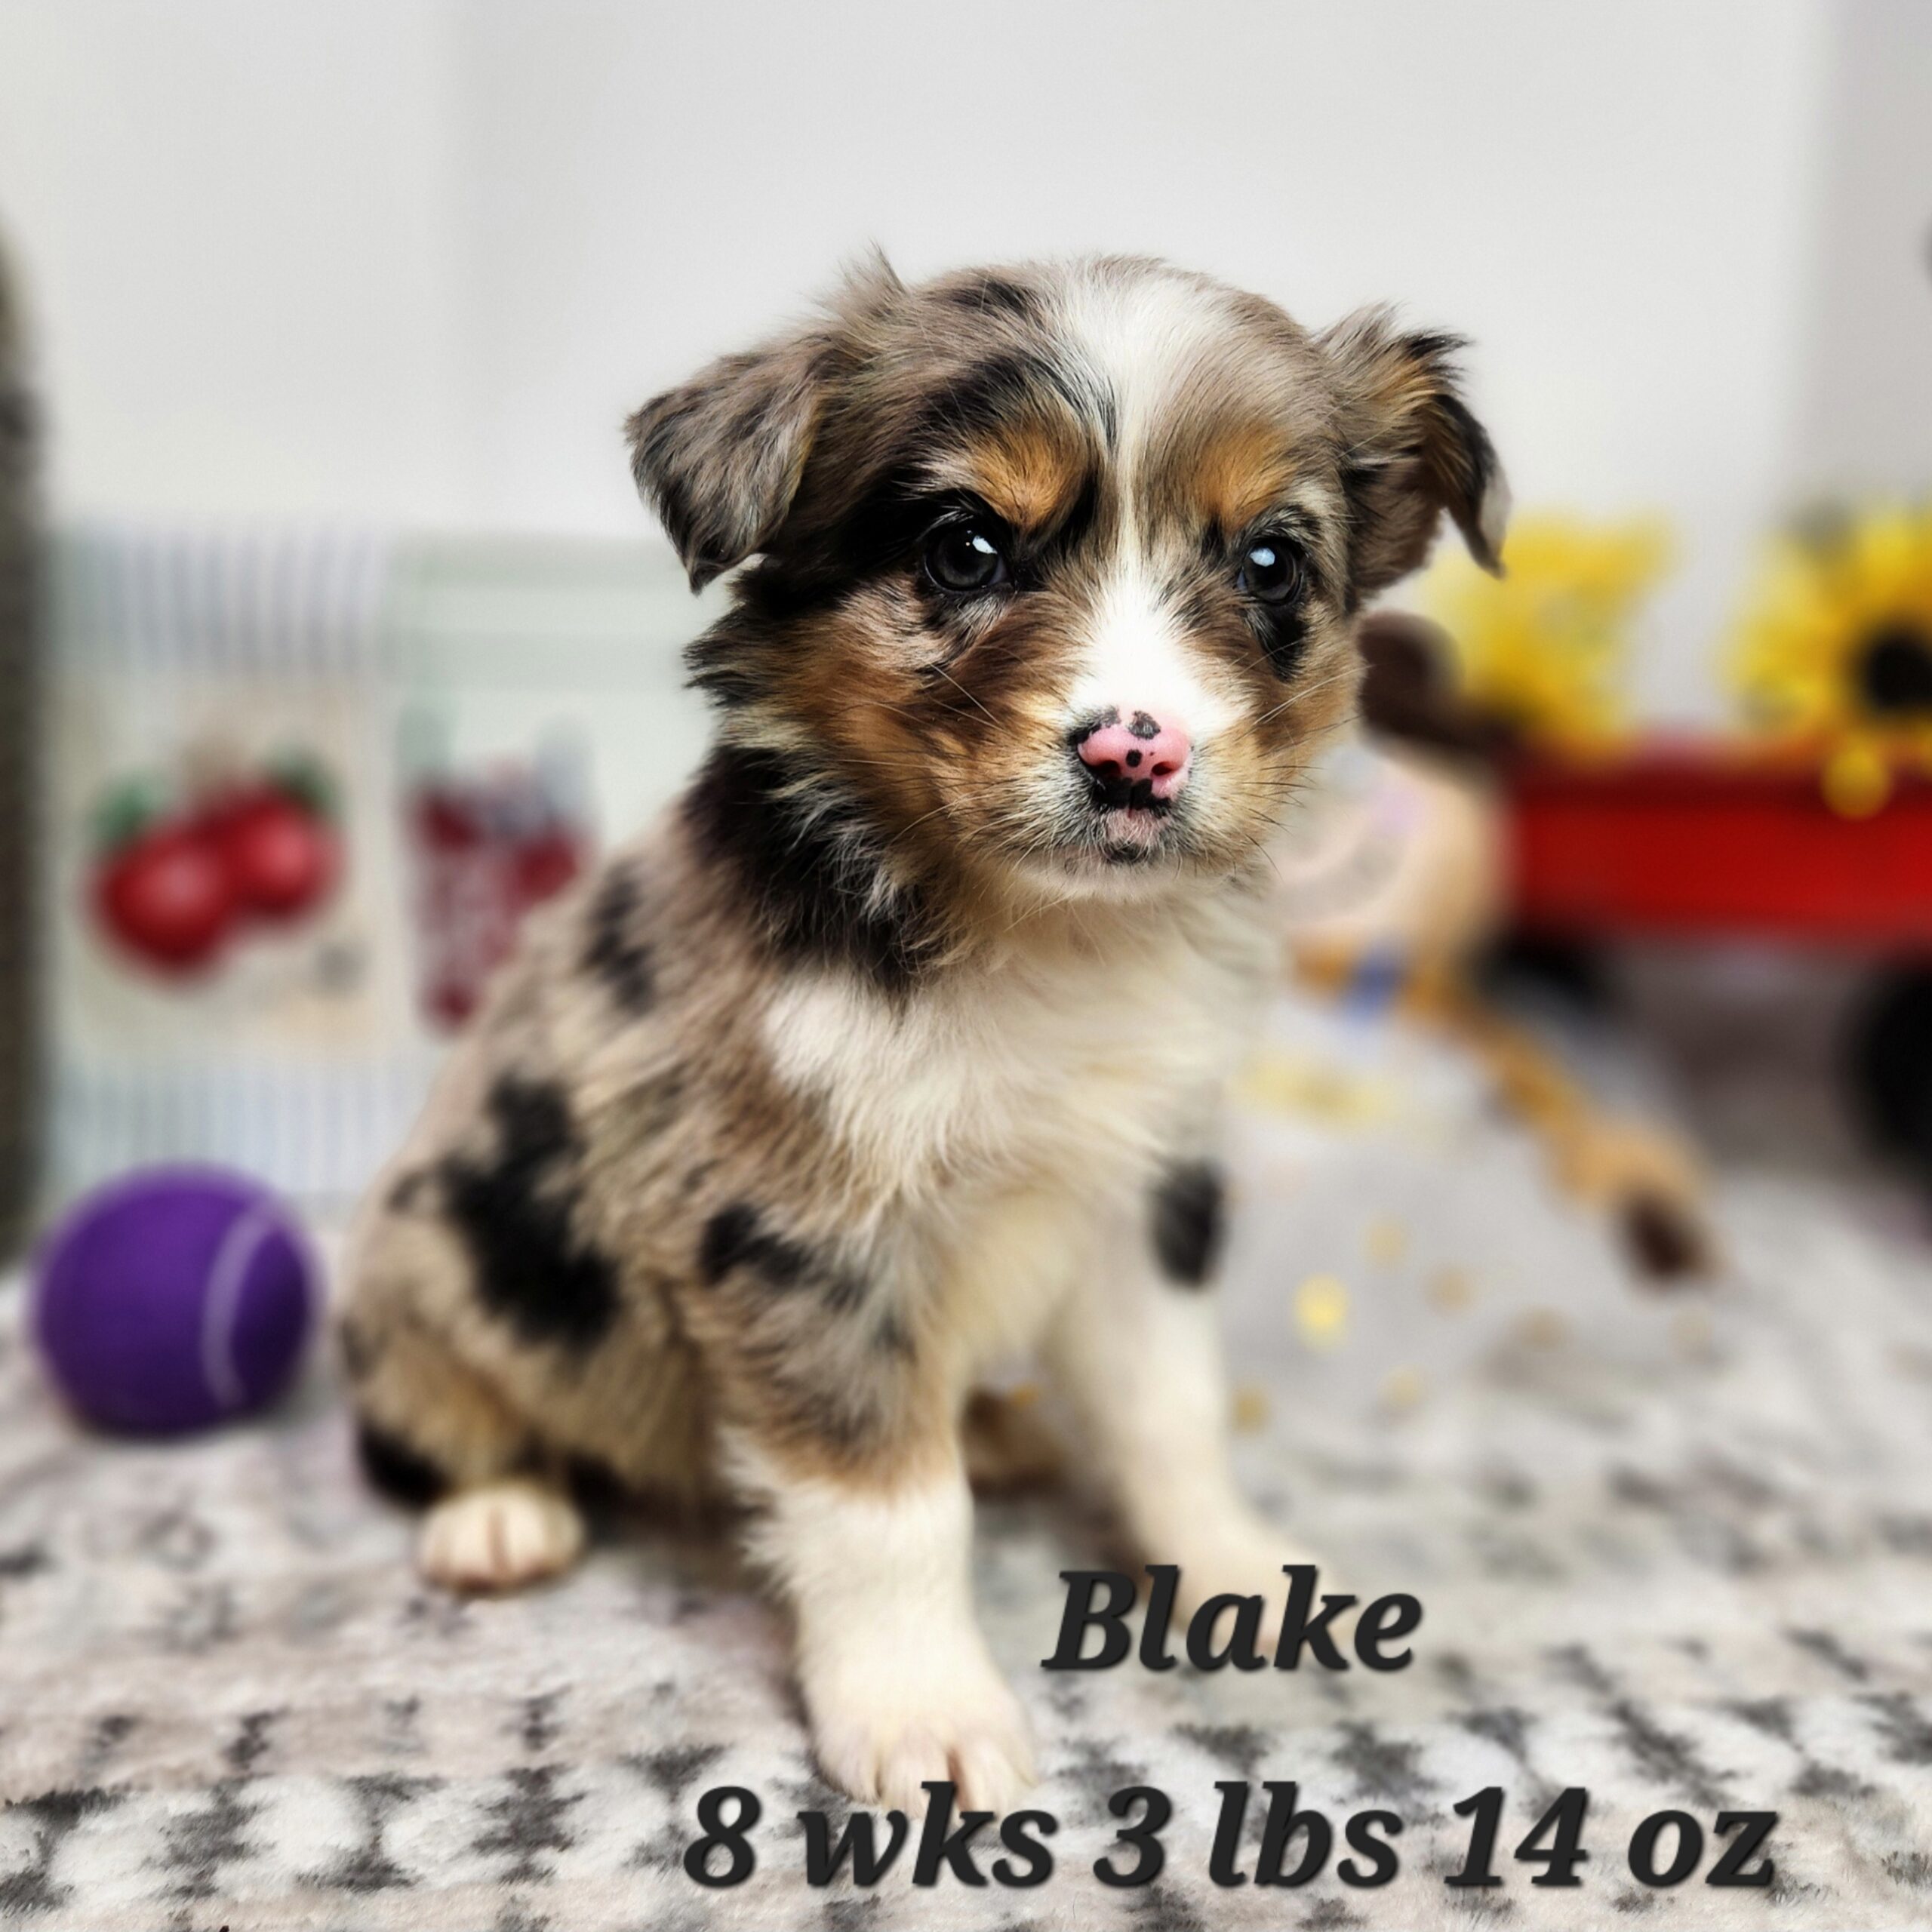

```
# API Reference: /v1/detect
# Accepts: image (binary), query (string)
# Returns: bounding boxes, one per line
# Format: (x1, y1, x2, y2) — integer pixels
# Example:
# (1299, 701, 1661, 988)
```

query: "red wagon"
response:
(1506, 745, 1932, 948)
(1503, 745, 1932, 1168)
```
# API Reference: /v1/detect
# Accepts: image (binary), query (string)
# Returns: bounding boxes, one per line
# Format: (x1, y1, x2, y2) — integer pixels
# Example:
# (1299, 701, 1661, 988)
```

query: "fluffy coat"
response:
(338, 253, 1506, 1811)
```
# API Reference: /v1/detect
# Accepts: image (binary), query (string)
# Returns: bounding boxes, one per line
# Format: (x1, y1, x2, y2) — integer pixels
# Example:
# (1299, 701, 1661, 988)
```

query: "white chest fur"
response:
(761, 890, 1272, 1211)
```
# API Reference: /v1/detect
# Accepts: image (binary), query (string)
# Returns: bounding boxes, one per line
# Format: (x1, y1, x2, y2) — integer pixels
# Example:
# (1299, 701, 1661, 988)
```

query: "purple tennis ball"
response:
(31, 1167, 319, 1434)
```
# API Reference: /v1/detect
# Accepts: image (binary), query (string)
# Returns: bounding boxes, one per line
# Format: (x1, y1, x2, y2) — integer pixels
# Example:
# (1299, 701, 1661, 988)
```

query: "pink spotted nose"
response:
(1073, 709, 1193, 809)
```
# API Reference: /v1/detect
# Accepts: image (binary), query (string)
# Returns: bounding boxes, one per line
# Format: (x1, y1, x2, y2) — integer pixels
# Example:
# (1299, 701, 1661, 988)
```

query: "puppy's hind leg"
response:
(340, 1306, 586, 1595)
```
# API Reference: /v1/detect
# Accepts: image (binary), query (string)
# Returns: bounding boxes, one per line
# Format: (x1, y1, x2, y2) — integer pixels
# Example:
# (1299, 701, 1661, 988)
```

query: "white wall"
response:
(0, 2, 466, 525)
(0, 0, 1858, 715)
(1789, 0, 1932, 495)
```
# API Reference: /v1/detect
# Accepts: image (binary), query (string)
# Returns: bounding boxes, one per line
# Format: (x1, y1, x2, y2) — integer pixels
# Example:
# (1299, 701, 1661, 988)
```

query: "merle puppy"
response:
(339, 254, 1507, 1814)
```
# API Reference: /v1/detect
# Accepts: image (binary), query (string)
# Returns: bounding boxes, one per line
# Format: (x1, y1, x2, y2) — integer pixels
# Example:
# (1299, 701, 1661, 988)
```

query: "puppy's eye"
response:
(923, 522, 1008, 596)
(1237, 536, 1303, 606)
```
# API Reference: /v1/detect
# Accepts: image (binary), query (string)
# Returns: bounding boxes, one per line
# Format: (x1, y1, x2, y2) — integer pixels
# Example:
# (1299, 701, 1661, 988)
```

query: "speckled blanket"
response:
(6, 999, 1932, 1930)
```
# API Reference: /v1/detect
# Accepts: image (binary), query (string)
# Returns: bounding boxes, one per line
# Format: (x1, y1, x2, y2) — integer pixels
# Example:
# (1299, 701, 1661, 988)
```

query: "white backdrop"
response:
(3, 0, 1923, 717)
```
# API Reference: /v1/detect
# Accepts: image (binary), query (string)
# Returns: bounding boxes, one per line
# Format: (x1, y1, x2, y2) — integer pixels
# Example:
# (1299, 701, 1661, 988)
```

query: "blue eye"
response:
(924, 522, 1008, 595)
(1238, 537, 1302, 605)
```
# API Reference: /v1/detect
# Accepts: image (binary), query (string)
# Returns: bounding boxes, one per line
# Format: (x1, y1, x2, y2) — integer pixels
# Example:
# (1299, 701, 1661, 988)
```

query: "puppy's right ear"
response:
(628, 257, 901, 592)
(626, 331, 828, 592)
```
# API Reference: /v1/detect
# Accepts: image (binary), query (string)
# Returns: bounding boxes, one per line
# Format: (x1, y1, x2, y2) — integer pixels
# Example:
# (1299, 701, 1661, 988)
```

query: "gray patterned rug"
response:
(5, 993, 1932, 1930)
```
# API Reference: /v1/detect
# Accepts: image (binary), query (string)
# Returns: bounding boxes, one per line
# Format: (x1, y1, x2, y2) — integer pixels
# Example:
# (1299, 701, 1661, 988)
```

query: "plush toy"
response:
(31, 1168, 319, 1432)
(1276, 611, 1714, 1281)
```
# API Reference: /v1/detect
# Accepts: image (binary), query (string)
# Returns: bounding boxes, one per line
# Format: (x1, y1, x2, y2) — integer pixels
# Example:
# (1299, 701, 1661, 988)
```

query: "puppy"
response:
(339, 254, 1506, 1814)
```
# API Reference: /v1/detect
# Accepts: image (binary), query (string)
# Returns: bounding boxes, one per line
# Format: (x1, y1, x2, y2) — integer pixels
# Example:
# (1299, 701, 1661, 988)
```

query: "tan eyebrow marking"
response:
(931, 416, 1092, 535)
(1183, 419, 1301, 535)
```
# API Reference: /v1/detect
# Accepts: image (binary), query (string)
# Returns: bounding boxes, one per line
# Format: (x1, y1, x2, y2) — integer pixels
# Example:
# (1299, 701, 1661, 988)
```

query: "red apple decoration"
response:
(208, 780, 340, 922)
(88, 752, 345, 977)
(94, 823, 235, 972)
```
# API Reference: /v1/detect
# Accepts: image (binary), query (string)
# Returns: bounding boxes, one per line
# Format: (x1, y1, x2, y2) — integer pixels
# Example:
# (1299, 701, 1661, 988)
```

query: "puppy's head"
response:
(632, 256, 1506, 916)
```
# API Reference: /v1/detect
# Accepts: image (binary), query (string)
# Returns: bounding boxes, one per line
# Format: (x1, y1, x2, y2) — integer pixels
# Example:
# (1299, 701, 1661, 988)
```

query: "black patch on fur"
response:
(581, 865, 657, 1014)
(718, 470, 927, 626)
(1055, 466, 1104, 554)
(700, 1201, 810, 1290)
(824, 466, 1101, 614)
(1150, 1160, 1226, 1287)
(914, 349, 1064, 445)
(565, 1453, 632, 1514)
(1174, 559, 1313, 687)
(1255, 606, 1310, 681)
(938, 272, 1041, 322)
(356, 1423, 448, 1508)
(1238, 529, 1319, 678)
(745, 466, 1012, 625)
(912, 346, 1114, 478)
(684, 743, 937, 993)
(700, 1201, 866, 1312)
(1092, 383, 1119, 454)
(743, 345, 1109, 612)
(438, 1077, 620, 1349)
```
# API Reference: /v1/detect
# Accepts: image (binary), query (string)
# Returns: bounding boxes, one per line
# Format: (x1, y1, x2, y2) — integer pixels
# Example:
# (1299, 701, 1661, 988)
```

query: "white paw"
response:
(418, 1481, 586, 1594)
(805, 1647, 1037, 1817)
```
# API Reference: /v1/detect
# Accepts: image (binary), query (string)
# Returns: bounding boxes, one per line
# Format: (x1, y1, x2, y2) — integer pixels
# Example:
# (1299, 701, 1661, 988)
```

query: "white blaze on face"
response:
(1057, 267, 1251, 752)
(1066, 552, 1239, 744)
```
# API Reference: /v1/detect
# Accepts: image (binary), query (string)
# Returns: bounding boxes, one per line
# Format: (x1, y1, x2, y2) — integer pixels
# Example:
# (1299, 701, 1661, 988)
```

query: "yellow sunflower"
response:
(1424, 513, 1669, 751)
(1730, 503, 1932, 815)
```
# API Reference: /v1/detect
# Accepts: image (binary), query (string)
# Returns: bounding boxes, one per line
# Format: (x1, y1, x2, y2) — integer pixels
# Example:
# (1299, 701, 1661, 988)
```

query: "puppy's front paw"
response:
(806, 1648, 1036, 1817)
(419, 1481, 586, 1593)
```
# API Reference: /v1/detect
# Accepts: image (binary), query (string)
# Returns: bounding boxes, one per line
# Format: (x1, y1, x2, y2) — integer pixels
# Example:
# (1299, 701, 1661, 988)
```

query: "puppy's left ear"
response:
(1321, 310, 1510, 601)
